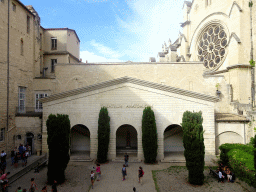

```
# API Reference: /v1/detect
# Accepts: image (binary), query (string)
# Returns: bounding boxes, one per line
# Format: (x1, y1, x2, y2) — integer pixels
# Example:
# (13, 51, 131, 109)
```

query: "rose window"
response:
(197, 24, 228, 69)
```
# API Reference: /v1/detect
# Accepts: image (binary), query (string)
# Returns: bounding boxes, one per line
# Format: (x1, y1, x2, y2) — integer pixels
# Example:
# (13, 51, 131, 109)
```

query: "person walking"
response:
(96, 164, 101, 181)
(122, 164, 127, 181)
(51, 180, 57, 192)
(138, 166, 144, 184)
(124, 153, 129, 167)
(90, 171, 95, 189)
(29, 178, 38, 192)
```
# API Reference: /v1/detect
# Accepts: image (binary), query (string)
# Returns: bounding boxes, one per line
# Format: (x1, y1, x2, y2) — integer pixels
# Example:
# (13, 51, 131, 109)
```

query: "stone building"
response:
(1, 0, 255, 162)
(0, 0, 81, 155)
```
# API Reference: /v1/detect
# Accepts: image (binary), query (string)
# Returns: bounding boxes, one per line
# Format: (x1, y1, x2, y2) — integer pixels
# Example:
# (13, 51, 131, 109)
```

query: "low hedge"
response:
(219, 143, 254, 165)
(228, 149, 256, 187)
(219, 143, 256, 188)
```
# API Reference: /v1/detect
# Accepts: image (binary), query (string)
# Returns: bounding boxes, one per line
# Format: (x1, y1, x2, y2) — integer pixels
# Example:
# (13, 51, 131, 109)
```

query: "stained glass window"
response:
(198, 24, 228, 69)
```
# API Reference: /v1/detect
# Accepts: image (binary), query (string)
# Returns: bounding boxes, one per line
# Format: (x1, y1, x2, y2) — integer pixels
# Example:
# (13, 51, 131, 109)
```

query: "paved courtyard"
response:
(10, 161, 255, 192)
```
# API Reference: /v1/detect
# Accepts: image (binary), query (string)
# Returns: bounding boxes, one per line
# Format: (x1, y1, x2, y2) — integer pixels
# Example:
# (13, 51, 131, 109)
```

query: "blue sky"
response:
(21, 0, 184, 62)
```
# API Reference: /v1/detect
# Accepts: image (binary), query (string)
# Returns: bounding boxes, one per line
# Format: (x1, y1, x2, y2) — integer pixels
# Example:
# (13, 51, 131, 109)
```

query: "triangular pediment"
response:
(41, 76, 219, 103)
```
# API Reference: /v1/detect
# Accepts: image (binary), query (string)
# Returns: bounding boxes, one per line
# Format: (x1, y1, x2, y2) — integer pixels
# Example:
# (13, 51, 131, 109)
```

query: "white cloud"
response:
(90, 40, 121, 58)
(80, 51, 123, 63)
(115, 0, 183, 61)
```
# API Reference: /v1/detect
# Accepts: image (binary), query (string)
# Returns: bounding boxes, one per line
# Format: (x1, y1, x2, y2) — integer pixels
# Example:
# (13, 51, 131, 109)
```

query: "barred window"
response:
(51, 37, 57, 50)
(197, 24, 228, 70)
(51, 59, 57, 72)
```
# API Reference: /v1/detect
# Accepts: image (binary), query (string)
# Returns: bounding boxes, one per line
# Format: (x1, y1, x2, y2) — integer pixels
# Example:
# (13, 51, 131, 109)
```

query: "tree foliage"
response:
(97, 107, 110, 163)
(46, 114, 70, 184)
(181, 111, 205, 185)
(142, 106, 158, 163)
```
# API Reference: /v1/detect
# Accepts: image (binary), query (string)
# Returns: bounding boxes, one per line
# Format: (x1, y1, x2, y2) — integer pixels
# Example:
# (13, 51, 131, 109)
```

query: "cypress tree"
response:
(181, 111, 205, 185)
(46, 114, 70, 184)
(142, 106, 158, 163)
(97, 107, 110, 163)
(254, 135, 256, 171)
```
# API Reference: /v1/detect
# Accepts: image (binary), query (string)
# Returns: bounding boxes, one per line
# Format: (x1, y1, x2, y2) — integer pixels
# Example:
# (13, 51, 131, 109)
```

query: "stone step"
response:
(161, 159, 186, 163)
(69, 158, 93, 162)
(116, 149, 137, 152)
(9, 154, 48, 184)
(112, 159, 142, 163)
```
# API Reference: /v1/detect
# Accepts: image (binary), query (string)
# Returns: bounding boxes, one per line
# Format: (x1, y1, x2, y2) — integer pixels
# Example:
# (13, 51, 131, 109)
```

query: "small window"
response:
(0, 128, 5, 142)
(51, 37, 57, 50)
(17, 135, 21, 140)
(27, 16, 30, 33)
(20, 39, 23, 55)
(12, 3, 16, 11)
(51, 59, 57, 72)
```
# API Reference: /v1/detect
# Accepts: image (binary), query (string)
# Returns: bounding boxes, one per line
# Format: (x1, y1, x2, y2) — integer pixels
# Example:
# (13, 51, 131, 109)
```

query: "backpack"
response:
(142, 170, 144, 175)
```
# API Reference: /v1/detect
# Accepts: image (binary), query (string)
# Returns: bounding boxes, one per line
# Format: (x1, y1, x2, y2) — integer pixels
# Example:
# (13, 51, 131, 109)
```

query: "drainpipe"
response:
(6, 0, 10, 153)
(244, 122, 246, 144)
(250, 0, 255, 108)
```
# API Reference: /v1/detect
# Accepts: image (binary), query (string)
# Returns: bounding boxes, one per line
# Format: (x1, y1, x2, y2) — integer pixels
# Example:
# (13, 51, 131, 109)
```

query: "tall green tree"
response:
(142, 106, 158, 163)
(181, 111, 205, 185)
(254, 135, 256, 172)
(46, 114, 70, 184)
(97, 107, 110, 163)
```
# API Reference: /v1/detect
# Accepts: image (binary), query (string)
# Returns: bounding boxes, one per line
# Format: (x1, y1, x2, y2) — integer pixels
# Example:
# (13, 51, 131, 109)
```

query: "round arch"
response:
(163, 124, 184, 160)
(70, 124, 90, 156)
(116, 124, 138, 157)
(215, 131, 243, 155)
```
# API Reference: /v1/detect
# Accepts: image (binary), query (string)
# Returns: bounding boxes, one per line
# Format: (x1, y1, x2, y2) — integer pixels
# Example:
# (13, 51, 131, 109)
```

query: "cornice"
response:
(41, 76, 219, 103)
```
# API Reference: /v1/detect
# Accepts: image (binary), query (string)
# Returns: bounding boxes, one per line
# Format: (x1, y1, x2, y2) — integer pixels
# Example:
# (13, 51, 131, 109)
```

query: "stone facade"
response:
(1, 0, 255, 161)
(0, 0, 81, 156)
(41, 77, 217, 161)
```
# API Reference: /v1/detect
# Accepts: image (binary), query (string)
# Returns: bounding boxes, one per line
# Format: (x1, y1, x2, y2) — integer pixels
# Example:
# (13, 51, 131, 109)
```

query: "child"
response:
(218, 169, 224, 183)
(90, 171, 95, 189)
(138, 166, 144, 184)
(124, 153, 129, 167)
(122, 164, 127, 181)
(30, 178, 38, 192)
(96, 164, 101, 181)
(16, 187, 22, 192)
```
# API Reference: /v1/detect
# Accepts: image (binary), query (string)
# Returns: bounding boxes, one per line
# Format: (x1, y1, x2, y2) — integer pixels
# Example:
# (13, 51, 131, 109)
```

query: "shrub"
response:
(254, 135, 256, 174)
(219, 143, 256, 187)
(47, 114, 70, 184)
(97, 107, 110, 163)
(181, 111, 205, 185)
(219, 143, 254, 165)
(142, 106, 158, 163)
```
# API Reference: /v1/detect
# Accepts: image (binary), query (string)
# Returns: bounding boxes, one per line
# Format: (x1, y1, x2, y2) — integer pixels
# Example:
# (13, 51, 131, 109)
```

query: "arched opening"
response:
(26, 132, 34, 155)
(163, 124, 185, 161)
(216, 131, 243, 155)
(70, 124, 90, 159)
(116, 124, 137, 158)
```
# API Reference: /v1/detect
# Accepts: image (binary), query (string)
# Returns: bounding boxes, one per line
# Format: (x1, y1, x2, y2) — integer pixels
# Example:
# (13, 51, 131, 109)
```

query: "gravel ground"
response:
(154, 166, 256, 192)
(9, 162, 256, 192)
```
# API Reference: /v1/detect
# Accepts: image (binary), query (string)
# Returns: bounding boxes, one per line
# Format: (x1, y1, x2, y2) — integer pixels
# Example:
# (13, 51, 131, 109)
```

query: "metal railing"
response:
(16, 107, 42, 116)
